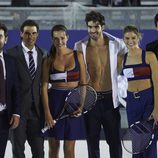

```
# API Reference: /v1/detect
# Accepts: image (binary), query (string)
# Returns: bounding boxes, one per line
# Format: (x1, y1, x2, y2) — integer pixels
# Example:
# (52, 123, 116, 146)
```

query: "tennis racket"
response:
(41, 85, 97, 133)
(122, 119, 157, 154)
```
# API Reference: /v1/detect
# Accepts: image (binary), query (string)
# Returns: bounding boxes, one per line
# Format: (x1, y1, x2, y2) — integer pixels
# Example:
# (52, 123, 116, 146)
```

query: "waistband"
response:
(127, 87, 153, 99)
(50, 86, 75, 91)
(97, 90, 112, 100)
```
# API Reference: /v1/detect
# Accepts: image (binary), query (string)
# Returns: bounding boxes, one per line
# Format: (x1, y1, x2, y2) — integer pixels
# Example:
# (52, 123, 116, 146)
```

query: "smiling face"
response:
(123, 25, 142, 50)
(124, 31, 140, 49)
(20, 26, 38, 49)
(52, 30, 68, 50)
(87, 21, 103, 41)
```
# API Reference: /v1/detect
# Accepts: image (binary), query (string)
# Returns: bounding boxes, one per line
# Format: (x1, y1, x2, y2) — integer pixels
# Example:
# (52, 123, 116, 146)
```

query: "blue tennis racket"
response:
(41, 85, 97, 133)
(122, 119, 157, 154)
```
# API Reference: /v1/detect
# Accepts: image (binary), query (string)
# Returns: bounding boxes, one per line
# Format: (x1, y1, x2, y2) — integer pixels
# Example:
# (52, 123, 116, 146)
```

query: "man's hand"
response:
(9, 115, 20, 129)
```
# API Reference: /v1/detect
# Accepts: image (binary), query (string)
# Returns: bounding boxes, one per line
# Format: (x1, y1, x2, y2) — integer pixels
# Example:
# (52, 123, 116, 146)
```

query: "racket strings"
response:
(84, 86, 97, 107)
(65, 89, 80, 114)
(122, 121, 154, 154)
(65, 86, 97, 113)
(84, 91, 97, 110)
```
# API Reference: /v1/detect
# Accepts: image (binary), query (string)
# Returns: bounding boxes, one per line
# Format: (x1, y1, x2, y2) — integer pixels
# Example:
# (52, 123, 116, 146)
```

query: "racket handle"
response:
(41, 120, 57, 133)
(41, 126, 49, 133)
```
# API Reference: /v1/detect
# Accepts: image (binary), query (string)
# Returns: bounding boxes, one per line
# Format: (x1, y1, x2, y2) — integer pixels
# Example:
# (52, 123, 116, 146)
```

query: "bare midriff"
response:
(128, 79, 152, 92)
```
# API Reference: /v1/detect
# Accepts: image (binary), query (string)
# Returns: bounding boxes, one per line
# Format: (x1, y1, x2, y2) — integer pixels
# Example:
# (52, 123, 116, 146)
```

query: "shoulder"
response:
(103, 32, 126, 51)
(75, 50, 83, 56)
(43, 55, 51, 67)
(145, 50, 157, 63)
(4, 53, 17, 65)
(74, 51, 84, 61)
(74, 36, 89, 50)
(36, 46, 48, 57)
(7, 45, 21, 54)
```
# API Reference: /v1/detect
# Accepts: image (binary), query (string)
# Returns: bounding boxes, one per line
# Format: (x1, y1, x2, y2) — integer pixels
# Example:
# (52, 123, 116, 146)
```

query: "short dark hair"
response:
(85, 11, 105, 26)
(20, 19, 39, 32)
(154, 13, 158, 27)
(0, 22, 8, 37)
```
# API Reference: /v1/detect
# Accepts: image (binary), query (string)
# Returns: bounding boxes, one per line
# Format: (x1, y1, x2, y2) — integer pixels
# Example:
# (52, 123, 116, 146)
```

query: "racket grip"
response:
(41, 126, 49, 133)
(41, 120, 57, 133)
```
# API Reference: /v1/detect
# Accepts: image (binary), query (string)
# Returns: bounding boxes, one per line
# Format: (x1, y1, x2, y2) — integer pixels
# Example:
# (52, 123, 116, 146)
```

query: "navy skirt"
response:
(42, 87, 87, 140)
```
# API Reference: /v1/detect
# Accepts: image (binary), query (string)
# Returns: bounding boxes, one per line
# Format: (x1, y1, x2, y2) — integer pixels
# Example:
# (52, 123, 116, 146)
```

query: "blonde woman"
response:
(121, 25, 158, 158)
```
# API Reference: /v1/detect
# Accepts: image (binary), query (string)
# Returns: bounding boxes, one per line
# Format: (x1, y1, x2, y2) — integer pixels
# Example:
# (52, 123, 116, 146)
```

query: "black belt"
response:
(0, 110, 7, 116)
(97, 90, 112, 100)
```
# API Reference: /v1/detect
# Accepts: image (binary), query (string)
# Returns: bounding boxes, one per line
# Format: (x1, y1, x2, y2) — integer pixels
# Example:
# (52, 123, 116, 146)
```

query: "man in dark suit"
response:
(0, 23, 20, 158)
(146, 13, 158, 58)
(8, 20, 45, 158)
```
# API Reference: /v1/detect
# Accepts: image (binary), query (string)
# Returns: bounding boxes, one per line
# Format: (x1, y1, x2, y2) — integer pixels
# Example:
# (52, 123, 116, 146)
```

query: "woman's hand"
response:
(71, 105, 83, 117)
(150, 108, 158, 124)
(45, 111, 56, 128)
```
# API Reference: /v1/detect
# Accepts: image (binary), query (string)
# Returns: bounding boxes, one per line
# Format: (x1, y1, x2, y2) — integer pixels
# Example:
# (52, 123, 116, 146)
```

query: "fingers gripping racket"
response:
(122, 119, 157, 154)
(41, 85, 97, 133)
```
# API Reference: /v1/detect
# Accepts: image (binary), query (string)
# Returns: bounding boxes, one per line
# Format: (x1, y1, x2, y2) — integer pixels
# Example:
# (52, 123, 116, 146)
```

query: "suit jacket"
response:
(146, 39, 158, 59)
(7, 45, 46, 118)
(4, 53, 20, 121)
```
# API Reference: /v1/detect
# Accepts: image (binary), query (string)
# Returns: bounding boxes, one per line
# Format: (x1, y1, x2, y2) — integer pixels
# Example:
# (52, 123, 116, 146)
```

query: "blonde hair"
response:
(123, 25, 142, 40)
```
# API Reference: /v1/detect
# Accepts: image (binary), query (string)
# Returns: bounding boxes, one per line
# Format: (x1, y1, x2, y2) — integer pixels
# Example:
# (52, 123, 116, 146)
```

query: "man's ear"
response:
(101, 25, 105, 31)
(5, 36, 8, 44)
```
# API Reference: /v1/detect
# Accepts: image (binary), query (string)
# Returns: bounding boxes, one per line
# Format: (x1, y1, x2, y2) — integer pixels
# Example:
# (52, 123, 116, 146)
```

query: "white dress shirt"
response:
(0, 51, 6, 80)
(74, 31, 127, 108)
(22, 42, 38, 70)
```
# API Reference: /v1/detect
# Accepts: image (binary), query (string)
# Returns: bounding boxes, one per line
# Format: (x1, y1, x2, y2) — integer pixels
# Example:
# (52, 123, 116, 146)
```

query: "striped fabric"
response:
(28, 51, 35, 80)
(0, 56, 6, 104)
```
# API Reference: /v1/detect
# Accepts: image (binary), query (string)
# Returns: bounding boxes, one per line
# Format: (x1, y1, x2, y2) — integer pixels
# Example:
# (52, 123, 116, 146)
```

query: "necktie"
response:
(0, 56, 6, 104)
(28, 51, 35, 80)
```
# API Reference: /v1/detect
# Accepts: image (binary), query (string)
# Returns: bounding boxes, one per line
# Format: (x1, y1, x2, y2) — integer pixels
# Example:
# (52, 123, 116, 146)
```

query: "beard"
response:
(89, 32, 101, 40)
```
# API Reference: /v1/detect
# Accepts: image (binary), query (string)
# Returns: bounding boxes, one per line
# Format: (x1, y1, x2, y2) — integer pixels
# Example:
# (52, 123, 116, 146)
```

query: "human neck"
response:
(90, 37, 105, 47)
(128, 47, 141, 56)
(56, 47, 70, 56)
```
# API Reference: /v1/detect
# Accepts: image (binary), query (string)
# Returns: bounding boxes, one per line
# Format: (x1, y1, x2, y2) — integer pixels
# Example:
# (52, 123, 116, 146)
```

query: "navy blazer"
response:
(4, 53, 20, 121)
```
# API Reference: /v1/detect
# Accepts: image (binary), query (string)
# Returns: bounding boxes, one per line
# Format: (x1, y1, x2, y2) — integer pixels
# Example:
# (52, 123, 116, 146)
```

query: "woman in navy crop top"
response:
(41, 25, 87, 158)
(121, 25, 158, 158)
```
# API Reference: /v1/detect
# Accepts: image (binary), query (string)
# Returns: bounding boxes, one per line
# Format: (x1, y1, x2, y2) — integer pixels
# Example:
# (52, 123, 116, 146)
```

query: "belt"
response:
(0, 110, 7, 116)
(133, 92, 140, 99)
(97, 90, 112, 100)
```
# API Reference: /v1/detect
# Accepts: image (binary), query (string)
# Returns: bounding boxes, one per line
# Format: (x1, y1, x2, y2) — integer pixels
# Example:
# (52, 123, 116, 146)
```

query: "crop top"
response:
(49, 51, 80, 83)
(121, 50, 151, 81)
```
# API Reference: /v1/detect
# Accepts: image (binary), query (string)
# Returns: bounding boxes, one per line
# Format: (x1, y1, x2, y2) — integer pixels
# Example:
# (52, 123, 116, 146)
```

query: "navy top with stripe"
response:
(49, 51, 80, 83)
(121, 50, 151, 81)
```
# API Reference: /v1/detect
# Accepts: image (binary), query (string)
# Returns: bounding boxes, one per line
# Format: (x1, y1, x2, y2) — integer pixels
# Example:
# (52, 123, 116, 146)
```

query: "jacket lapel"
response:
(33, 47, 43, 81)
(17, 46, 31, 78)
